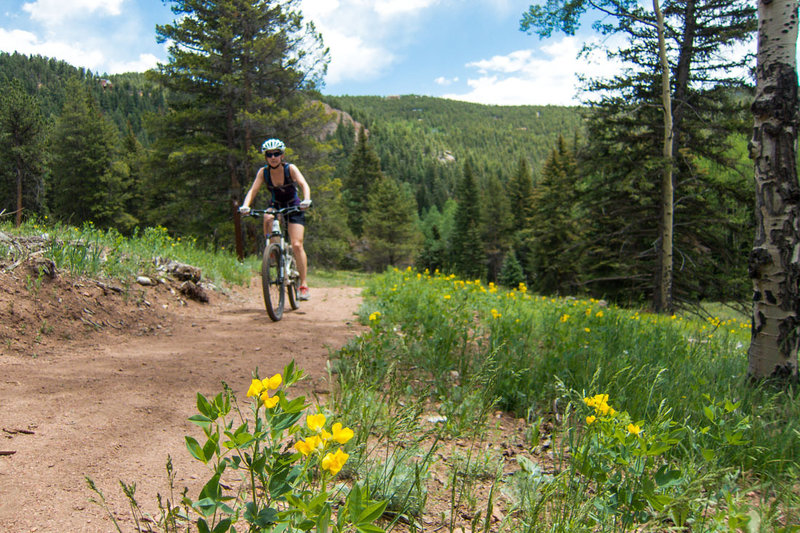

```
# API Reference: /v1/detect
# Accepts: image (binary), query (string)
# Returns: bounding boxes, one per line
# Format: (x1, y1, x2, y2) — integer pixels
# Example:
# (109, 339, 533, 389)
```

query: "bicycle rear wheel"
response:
(262, 243, 285, 321)
(286, 252, 299, 310)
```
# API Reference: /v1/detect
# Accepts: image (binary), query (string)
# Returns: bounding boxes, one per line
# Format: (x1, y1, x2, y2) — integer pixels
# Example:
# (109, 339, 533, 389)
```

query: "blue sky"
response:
(0, 0, 747, 106)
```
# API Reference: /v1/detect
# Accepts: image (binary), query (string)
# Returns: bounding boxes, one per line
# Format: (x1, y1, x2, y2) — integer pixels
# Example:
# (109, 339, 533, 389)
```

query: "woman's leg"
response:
(287, 222, 307, 288)
(264, 214, 279, 245)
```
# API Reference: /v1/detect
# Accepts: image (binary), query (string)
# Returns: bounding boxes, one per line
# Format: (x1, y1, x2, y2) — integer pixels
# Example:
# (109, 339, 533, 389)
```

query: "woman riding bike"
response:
(239, 138, 312, 300)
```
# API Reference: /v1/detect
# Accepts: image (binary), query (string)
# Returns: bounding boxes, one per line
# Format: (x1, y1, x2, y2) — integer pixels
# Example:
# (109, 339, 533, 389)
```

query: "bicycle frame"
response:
(247, 206, 302, 320)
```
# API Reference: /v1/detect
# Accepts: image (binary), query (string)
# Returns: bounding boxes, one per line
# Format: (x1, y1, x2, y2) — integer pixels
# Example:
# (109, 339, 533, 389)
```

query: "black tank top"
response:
(265, 163, 300, 207)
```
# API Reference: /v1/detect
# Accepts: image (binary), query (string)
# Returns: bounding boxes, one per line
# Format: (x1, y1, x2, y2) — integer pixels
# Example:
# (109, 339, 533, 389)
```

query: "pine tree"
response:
(449, 160, 485, 280)
(507, 157, 535, 229)
(481, 169, 515, 282)
(417, 200, 458, 273)
(0, 79, 46, 226)
(525, 136, 583, 294)
(343, 126, 382, 237)
(522, 0, 756, 307)
(145, 0, 329, 242)
(49, 80, 133, 229)
(498, 249, 525, 288)
(362, 176, 421, 271)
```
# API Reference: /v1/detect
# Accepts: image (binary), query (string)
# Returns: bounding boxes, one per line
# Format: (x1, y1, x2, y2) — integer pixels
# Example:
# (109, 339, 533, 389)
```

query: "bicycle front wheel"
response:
(262, 243, 285, 321)
(286, 251, 299, 310)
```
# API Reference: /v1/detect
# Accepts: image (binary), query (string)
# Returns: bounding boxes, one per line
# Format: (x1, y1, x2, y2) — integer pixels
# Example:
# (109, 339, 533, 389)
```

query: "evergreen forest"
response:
(0, 0, 764, 312)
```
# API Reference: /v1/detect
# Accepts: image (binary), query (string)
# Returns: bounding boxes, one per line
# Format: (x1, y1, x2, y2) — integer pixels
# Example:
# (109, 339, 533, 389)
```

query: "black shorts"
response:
(274, 206, 305, 226)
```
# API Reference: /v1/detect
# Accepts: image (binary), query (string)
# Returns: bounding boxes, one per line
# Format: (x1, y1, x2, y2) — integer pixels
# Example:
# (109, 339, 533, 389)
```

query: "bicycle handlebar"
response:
(245, 204, 308, 217)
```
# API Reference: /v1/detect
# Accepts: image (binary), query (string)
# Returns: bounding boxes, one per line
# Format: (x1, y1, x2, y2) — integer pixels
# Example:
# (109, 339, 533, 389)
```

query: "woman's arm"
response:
(290, 164, 311, 202)
(241, 167, 265, 208)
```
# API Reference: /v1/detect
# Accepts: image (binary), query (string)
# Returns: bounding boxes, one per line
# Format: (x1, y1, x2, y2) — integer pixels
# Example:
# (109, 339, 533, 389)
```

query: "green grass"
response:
(309, 269, 372, 288)
(1, 218, 377, 291)
(329, 267, 800, 531)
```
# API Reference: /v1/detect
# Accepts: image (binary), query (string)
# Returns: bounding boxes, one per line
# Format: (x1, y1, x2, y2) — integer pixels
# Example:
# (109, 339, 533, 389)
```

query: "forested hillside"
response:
(324, 95, 583, 212)
(0, 52, 166, 143)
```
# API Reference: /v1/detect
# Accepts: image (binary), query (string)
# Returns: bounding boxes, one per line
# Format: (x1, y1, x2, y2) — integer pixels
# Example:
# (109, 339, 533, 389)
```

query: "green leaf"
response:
(255, 507, 279, 527)
(194, 497, 221, 518)
(186, 436, 207, 463)
(703, 406, 715, 422)
(348, 483, 363, 522)
(700, 448, 716, 462)
(197, 393, 217, 420)
(197, 518, 211, 533)
(356, 524, 386, 533)
(316, 503, 331, 533)
(189, 414, 214, 429)
(654, 466, 682, 488)
(646, 442, 671, 456)
(298, 519, 316, 531)
(234, 431, 255, 447)
(203, 436, 219, 461)
(356, 500, 388, 524)
(272, 411, 303, 432)
(211, 518, 232, 533)
(199, 474, 221, 501)
(213, 392, 230, 416)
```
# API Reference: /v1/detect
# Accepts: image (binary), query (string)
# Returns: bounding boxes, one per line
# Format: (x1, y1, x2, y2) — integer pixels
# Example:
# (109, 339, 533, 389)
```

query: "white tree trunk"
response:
(748, 0, 800, 380)
(654, 0, 674, 314)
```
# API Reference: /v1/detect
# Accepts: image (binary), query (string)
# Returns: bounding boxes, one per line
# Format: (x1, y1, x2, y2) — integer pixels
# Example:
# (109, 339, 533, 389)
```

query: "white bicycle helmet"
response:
(261, 138, 285, 153)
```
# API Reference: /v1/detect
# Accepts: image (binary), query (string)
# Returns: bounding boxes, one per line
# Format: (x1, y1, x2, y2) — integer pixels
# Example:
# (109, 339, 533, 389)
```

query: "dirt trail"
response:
(0, 279, 364, 533)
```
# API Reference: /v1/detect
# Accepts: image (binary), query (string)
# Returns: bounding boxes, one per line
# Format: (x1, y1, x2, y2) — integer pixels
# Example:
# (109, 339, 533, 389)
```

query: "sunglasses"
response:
(265, 151, 283, 158)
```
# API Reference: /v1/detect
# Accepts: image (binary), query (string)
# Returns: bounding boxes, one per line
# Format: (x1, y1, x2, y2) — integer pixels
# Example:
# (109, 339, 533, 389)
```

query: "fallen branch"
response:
(3, 427, 35, 435)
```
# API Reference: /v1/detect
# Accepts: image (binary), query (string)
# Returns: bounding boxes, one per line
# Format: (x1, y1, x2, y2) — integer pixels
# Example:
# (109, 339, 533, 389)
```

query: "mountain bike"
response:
(247, 206, 304, 321)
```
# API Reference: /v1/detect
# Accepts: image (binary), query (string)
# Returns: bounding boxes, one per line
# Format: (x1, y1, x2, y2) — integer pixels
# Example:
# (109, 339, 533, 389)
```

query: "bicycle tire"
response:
(262, 243, 284, 321)
(286, 251, 299, 310)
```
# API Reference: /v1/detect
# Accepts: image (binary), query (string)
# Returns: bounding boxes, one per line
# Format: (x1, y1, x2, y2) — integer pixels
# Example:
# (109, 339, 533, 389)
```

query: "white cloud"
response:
(107, 53, 160, 74)
(300, 0, 400, 85)
(0, 27, 106, 71)
(467, 50, 537, 75)
(301, 0, 440, 86)
(445, 36, 627, 106)
(321, 29, 396, 84)
(23, 0, 125, 25)
(435, 76, 458, 86)
(374, 0, 439, 17)
(0, 28, 39, 51)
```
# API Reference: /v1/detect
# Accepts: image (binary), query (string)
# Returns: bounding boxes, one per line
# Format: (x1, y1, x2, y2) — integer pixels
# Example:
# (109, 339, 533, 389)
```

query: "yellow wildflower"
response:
(294, 435, 323, 456)
(595, 310, 604, 318)
(261, 391, 279, 409)
(560, 314, 570, 323)
(263, 373, 282, 390)
(321, 448, 349, 475)
(247, 378, 264, 397)
(307, 413, 326, 432)
(627, 424, 642, 436)
(332, 422, 354, 444)
(586, 415, 597, 425)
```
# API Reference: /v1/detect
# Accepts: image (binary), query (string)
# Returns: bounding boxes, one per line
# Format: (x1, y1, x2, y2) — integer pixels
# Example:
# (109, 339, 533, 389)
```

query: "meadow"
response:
(331, 268, 800, 531)
(2, 219, 799, 531)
